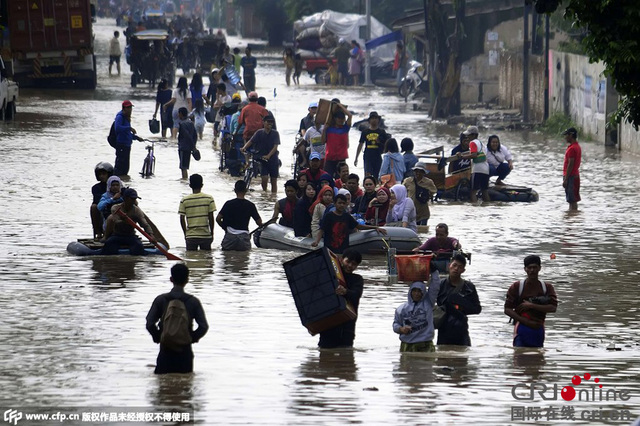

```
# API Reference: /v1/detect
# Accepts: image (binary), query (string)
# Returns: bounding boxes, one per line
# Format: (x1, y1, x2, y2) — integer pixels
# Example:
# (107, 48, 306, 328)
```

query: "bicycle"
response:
(140, 140, 156, 178)
(242, 149, 266, 191)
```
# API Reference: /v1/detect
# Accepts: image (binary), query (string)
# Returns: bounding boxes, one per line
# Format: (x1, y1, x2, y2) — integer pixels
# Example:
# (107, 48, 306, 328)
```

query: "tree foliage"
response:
(563, 0, 640, 128)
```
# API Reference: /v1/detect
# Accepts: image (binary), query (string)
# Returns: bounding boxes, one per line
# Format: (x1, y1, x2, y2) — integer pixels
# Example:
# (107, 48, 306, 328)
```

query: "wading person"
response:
(113, 100, 142, 177)
(179, 174, 216, 251)
(562, 127, 582, 211)
(393, 271, 441, 352)
(146, 263, 209, 374)
(354, 111, 388, 178)
(241, 47, 257, 92)
(317, 249, 364, 349)
(436, 254, 481, 346)
(109, 31, 122, 76)
(458, 126, 490, 202)
(177, 107, 198, 180)
(504, 255, 558, 348)
(216, 180, 263, 251)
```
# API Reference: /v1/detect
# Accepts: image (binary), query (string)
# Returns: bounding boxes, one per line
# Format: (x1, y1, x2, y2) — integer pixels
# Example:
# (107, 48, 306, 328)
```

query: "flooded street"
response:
(1, 18, 640, 425)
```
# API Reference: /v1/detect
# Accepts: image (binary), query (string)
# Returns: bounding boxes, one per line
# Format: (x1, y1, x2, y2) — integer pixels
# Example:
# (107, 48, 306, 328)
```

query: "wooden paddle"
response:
(115, 209, 182, 261)
(249, 217, 277, 236)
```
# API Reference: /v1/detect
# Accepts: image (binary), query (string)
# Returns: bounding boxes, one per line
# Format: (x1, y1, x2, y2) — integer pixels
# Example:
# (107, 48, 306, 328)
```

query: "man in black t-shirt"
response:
(449, 133, 471, 173)
(355, 111, 389, 178)
(311, 194, 387, 254)
(216, 180, 263, 251)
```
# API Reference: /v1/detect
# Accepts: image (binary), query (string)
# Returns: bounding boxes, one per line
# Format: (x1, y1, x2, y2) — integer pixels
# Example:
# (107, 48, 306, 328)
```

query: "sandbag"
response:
(296, 27, 321, 41)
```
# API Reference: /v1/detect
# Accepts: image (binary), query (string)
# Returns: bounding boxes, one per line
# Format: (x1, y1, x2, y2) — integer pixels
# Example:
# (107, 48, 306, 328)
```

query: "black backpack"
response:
(107, 122, 117, 148)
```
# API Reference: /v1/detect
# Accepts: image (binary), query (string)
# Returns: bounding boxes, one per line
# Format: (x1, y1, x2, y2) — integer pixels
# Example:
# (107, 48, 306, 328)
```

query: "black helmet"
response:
(94, 161, 114, 180)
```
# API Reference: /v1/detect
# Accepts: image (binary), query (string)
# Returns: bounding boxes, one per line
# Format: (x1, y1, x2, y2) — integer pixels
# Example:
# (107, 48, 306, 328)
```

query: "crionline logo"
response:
(512, 373, 633, 402)
(3, 409, 22, 425)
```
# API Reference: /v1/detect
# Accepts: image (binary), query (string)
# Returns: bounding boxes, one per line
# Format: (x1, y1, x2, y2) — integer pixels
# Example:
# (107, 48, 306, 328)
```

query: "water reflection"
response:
(89, 257, 139, 287)
(289, 350, 361, 418)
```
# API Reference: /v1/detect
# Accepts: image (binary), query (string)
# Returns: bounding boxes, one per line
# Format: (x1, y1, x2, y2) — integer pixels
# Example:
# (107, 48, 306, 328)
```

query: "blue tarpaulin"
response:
(365, 30, 403, 50)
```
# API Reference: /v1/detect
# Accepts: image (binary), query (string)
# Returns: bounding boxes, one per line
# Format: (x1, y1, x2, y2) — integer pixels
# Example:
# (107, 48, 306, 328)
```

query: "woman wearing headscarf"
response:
(309, 185, 335, 239)
(365, 186, 391, 226)
(97, 175, 124, 226)
(386, 184, 417, 233)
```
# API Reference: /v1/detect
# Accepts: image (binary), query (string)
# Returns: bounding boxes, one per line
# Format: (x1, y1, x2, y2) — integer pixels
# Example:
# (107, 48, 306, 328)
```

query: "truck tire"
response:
(131, 73, 138, 88)
(314, 68, 328, 85)
(5, 101, 16, 120)
(0, 103, 5, 121)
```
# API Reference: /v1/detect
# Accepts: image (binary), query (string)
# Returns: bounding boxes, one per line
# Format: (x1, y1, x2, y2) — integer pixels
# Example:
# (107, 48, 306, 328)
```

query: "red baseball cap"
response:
(122, 100, 134, 108)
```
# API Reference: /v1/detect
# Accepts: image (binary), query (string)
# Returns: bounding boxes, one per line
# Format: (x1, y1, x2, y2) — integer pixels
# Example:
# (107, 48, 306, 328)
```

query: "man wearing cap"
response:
(303, 120, 325, 170)
(331, 39, 350, 86)
(242, 115, 280, 193)
(403, 162, 438, 225)
(113, 100, 143, 177)
(240, 47, 257, 92)
(299, 102, 318, 137)
(237, 91, 268, 142)
(322, 103, 353, 178)
(302, 152, 327, 188)
(458, 126, 490, 202)
(179, 174, 216, 251)
(562, 127, 581, 211)
(355, 111, 389, 178)
(102, 188, 155, 255)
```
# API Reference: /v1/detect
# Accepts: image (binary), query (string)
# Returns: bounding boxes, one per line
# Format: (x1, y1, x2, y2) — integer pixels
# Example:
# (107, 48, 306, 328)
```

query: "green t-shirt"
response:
(178, 193, 216, 238)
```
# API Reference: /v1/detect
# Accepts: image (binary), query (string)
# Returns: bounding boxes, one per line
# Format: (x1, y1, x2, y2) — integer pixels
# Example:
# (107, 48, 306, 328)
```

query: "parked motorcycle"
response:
(398, 60, 428, 100)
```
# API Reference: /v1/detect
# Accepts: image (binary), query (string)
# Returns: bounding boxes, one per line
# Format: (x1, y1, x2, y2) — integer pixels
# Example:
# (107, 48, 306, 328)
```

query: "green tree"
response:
(533, 0, 640, 128)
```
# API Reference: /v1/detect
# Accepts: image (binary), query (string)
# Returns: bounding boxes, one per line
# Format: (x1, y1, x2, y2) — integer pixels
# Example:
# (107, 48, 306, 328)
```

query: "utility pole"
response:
(543, 13, 550, 121)
(522, 1, 530, 122)
(363, 0, 373, 86)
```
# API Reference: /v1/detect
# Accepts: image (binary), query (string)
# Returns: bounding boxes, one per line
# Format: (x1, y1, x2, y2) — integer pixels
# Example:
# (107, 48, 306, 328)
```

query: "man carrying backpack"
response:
(145, 263, 209, 374)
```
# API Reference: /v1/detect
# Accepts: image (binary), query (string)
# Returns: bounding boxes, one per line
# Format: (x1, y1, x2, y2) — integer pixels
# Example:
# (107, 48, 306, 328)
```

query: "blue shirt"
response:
(114, 110, 133, 147)
(241, 56, 257, 77)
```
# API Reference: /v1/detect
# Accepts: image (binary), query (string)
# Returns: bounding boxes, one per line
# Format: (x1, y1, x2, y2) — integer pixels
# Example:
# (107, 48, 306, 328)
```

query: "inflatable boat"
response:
(67, 239, 167, 256)
(439, 183, 539, 202)
(253, 223, 421, 254)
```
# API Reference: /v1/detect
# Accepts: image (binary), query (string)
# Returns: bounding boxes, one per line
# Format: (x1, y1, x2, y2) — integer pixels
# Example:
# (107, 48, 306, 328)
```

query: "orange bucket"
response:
(395, 254, 432, 282)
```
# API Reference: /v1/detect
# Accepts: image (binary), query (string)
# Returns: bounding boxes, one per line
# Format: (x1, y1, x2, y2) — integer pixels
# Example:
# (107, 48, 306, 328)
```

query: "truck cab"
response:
(0, 55, 19, 120)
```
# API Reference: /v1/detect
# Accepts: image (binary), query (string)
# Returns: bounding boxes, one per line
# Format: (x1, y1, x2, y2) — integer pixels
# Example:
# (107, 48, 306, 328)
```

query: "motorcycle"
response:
(398, 60, 428, 100)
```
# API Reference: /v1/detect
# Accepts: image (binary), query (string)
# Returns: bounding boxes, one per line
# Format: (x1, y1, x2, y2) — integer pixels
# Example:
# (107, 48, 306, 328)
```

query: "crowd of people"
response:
(96, 61, 582, 373)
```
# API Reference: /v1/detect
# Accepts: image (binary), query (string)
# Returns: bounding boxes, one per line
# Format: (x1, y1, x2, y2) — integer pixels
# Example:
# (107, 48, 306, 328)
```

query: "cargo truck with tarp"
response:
(0, 0, 97, 89)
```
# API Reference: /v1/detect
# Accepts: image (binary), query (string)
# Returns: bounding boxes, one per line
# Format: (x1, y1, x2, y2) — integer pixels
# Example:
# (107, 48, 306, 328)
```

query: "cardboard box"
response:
(283, 248, 354, 335)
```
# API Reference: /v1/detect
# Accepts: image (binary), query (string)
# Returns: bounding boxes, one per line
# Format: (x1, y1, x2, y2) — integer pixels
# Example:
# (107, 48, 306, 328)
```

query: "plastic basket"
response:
(395, 254, 432, 282)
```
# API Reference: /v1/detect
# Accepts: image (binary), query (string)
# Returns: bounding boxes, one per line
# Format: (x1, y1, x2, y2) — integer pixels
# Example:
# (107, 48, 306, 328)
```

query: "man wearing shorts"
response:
(109, 31, 121, 76)
(242, 115, 280, 193)
(459, 126, 490, 202)
(504, 255, 558, 348)
(562, 127, 582, 211)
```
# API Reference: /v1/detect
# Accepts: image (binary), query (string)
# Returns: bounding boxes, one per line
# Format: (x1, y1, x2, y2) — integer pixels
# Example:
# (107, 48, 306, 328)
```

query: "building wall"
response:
(498, 50, 546, 122)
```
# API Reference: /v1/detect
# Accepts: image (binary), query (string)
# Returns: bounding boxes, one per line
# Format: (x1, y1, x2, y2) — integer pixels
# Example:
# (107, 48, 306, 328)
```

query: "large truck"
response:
(0, 0, 97, 89)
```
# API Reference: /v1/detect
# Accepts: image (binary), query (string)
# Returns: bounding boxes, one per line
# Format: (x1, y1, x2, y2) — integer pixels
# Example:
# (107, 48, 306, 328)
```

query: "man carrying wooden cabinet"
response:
(318, 249, 364, 349)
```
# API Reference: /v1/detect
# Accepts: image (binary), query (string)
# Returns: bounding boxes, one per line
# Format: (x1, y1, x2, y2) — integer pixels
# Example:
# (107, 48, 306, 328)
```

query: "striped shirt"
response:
(178, 193, 217, 239)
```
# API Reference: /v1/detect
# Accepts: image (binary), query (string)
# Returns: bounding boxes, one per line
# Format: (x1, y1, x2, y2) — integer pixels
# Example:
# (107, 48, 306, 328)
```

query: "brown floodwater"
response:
(0, 18, 639, 426)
